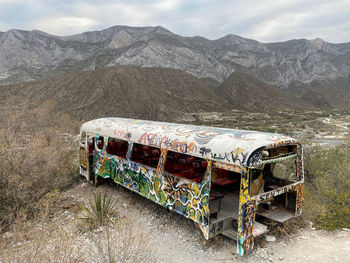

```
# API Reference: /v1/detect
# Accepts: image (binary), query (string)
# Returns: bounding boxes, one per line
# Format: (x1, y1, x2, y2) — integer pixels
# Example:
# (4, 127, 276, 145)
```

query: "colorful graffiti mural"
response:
(94, 147, 211, 226)
(237, 167, 256, 255)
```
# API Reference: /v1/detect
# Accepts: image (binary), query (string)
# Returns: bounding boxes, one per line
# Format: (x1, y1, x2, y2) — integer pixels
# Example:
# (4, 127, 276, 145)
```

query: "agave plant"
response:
(81, 191, 118, 228)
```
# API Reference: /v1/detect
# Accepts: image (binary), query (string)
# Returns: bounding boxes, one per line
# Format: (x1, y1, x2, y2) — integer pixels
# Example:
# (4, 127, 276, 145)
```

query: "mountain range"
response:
(1, 25, 350, 90)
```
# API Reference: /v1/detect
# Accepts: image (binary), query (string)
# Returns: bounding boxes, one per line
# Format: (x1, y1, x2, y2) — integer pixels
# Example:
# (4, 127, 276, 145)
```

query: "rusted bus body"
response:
(79, 117, 304, 256)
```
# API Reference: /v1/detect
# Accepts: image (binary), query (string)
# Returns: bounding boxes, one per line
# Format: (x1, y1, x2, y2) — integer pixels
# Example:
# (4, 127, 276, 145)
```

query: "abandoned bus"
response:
(79, 117, 304, 256)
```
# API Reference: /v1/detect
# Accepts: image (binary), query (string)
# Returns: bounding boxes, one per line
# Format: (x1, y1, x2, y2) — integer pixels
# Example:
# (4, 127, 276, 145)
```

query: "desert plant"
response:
(0, 218, 86, 263)
(1, 213, 152, 263)
(93, 222, 153, 263)
(81, 191, 118, 228)
(303, 146, 350, 230)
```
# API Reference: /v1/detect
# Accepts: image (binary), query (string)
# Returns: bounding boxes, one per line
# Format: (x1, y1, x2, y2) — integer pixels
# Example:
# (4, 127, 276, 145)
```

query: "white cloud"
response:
(67, 1, 154, 29)
(33, 16, 98, 36)
(0, 0, 21, 4)
(245, 12, 310, 42)
(153, 0, 181, 11)
(0, 21, 11, 32)
(0, 0, 349, 42)
(241, 0, 350, 42)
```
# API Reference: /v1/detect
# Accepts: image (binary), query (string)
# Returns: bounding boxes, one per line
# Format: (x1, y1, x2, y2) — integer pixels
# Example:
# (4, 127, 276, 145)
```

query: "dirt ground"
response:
(1, 181, 350, 263)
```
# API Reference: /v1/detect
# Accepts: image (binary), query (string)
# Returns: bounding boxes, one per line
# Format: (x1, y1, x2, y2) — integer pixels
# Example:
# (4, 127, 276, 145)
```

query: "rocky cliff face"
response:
(1, 25, 350, 87)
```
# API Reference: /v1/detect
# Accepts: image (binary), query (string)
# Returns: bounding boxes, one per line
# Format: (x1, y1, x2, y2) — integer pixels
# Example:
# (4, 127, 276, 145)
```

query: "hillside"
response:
(290, 76, 350, 109)
(216, 72, 311, 111)
(1, 25, 350, 90)
(2, 65, 348, 122)
(0, 65, 225, 122)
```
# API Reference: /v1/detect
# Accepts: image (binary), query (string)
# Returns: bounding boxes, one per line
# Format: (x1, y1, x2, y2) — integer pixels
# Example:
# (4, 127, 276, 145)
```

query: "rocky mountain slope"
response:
(1, 66, 319, 123)
(1, 25, 350, 89)
(216, 72, 310, 111)
(0, 66, 225, 122)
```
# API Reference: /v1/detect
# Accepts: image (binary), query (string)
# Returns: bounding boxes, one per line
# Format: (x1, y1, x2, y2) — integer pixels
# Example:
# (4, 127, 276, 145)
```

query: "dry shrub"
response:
(0, 100, 81, 229)
(79, 192, 153, 262)
(0, 190, 81, 262)
(0, 199, 153, 263)
(92, 222, 154, 263)
(0, 221, 153, 263)
(0, 217, 86, 263)
(303, 145, 350, 230)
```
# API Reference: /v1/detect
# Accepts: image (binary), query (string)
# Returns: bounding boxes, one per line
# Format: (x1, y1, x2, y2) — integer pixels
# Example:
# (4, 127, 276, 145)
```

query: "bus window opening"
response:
(164, 151, 208, 183)
(131, 143, 160, 168)
(107, 138, 129, 158)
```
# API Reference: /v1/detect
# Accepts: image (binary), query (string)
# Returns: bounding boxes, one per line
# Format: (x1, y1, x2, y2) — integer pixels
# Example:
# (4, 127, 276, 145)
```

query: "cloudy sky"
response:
(0, 0, 349, 43)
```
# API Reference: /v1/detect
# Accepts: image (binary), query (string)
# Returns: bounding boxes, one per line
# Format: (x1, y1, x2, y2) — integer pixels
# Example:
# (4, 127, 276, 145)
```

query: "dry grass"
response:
(0, 223, 86, 263)
(92, 222, 154, 263)
(0, 222, 153, 263)
(0, 100, 81, 230)
(0, 190, 84, 263)
(0, 191, 153, 263)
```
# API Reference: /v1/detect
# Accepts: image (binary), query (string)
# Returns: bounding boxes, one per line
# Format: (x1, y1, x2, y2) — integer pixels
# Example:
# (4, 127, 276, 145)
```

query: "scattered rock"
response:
(266, 235, 276, 242)
(4, 232, 13, 239)
(305, 220, 313, 228)
(342, 228, 350, 232)
(279, 256, 284, 260)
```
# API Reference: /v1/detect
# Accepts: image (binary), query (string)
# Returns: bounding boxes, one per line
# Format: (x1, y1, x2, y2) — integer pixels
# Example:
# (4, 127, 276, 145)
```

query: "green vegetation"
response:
(303, 145, 350, 230)
(80, 191, 118, 228)
(273, 158, 298, 181)
(202, 110, 350, 231)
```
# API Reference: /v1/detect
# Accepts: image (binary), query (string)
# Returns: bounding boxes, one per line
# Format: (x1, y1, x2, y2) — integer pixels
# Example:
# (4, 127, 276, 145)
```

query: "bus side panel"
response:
(94, 148, 211, 227)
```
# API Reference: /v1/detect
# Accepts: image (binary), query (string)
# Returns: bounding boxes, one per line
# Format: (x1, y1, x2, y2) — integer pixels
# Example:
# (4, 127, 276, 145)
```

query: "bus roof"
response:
(81, 117, 299, 168)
